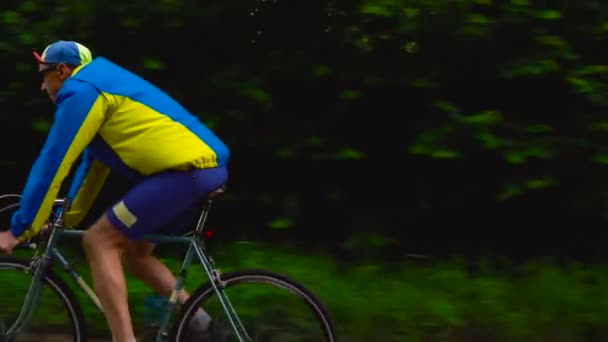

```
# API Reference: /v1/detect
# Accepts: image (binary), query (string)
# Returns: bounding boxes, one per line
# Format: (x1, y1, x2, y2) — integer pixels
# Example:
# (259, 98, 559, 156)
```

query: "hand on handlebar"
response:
(0, 230, 19, 254)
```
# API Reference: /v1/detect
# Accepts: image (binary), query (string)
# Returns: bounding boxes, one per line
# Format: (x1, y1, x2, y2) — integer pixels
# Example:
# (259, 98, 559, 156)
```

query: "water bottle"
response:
(144, 294, 167, 328)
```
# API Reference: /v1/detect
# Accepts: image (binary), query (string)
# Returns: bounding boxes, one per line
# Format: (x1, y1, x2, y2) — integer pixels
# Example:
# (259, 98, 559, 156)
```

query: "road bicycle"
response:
(0, 186, 337, 341)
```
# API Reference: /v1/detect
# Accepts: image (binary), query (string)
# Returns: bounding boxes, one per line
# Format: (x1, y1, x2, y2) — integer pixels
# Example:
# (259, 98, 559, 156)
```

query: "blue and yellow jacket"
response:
(10, 57, 230, 240)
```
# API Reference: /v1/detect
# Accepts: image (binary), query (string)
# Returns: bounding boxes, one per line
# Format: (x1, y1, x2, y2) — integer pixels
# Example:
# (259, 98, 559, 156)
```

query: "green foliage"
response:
(9, 244, 608, 340)
(2, 0, 607, 204)
(31, 119, 51, 133)
(240, 85, 271, 103)
(498, 176, 558, 200)
(453, 110, 503, 126)
(269, 216, 293, 229)
(143, 58, 164, 70)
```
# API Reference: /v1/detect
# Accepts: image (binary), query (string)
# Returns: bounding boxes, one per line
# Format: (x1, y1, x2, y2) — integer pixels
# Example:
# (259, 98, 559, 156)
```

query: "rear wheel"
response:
(170, 269, 336, 341)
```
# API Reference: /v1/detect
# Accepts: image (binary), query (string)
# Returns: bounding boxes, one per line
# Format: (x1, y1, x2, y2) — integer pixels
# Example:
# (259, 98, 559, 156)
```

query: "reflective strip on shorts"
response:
(112, 201, 138, 228)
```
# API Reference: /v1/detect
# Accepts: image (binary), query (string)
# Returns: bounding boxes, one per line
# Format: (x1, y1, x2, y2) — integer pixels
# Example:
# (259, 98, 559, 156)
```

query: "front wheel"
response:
(170, 269, 337, 341)
(0, 256, 88, 342)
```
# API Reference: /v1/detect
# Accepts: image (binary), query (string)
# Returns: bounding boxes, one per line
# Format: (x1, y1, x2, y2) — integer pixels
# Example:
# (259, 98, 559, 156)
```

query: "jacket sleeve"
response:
(59, 148, 111, 228)
(10, 80, 108, 241)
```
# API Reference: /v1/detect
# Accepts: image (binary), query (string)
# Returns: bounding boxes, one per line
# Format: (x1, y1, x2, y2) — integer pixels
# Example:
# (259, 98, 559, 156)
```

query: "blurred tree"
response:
(1, 0, 607, 259)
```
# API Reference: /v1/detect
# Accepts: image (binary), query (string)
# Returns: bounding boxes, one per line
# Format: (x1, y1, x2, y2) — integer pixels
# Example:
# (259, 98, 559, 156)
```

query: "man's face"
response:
(38, 63, 69, 103)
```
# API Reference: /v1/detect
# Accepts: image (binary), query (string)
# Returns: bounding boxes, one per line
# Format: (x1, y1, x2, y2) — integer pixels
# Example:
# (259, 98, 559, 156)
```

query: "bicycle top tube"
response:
(57, 228, 196, 245)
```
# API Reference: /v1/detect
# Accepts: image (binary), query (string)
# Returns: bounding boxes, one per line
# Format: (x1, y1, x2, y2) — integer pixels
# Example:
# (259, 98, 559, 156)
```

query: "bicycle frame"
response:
(6, 197, 250, 342)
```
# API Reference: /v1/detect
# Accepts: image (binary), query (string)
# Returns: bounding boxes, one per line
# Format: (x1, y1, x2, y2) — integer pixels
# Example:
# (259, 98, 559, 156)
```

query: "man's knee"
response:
(82, 226, 100, 252)
(83, 215, 128, 252)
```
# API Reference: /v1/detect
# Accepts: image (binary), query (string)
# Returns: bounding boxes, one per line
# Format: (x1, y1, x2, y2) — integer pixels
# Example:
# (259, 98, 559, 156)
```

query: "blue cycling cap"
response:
(33, 40, 92, 65)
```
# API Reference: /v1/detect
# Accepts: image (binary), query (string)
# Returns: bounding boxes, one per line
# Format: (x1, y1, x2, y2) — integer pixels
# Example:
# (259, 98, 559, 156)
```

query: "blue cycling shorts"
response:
(105, 166, 228, 240)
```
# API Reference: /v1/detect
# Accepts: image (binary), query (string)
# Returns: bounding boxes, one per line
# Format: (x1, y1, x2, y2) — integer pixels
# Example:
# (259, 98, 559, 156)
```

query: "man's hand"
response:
(0, 230, 19, 254)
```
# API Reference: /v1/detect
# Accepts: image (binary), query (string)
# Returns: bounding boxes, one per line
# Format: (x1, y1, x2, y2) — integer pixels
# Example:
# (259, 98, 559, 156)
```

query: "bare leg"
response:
(122, 239, 211, 332)
(122, 240, 191, 304)
(82, 215, 135, 342)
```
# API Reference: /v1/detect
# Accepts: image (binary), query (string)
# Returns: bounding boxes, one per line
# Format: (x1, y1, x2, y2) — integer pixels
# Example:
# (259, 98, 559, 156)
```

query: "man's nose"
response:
(40, 81, 47, 92)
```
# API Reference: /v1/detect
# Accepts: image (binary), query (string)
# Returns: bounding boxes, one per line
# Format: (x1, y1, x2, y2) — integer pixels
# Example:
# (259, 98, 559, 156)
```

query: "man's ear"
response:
(57, 63, 70, 79)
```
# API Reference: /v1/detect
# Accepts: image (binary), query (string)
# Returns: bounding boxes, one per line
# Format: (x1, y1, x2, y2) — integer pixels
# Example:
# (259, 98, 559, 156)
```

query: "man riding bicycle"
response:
(0, 40, 230, 342)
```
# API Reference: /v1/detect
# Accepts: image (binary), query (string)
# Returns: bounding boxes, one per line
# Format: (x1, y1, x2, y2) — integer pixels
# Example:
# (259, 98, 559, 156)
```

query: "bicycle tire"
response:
(169, 268, 337, 341)
(0, 256, 88, 342)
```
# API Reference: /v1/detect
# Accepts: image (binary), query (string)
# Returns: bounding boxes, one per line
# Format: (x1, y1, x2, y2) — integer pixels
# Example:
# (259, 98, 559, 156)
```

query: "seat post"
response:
(194, 199, 213, 235)
(194, 184, 226, 236)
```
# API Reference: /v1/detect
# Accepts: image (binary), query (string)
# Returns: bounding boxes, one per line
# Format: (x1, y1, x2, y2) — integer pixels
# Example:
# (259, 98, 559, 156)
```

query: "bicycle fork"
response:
(4, 255, 50, 340)
(5, 217, 64, 340)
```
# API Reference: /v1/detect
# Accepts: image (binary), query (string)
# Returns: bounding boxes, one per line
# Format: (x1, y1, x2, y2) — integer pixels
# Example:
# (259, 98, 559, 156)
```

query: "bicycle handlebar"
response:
(0, 195, 70, 251)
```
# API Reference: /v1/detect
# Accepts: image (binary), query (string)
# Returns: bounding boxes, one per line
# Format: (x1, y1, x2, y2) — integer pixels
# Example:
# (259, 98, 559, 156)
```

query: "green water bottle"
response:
(144, 294, 167, 327)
